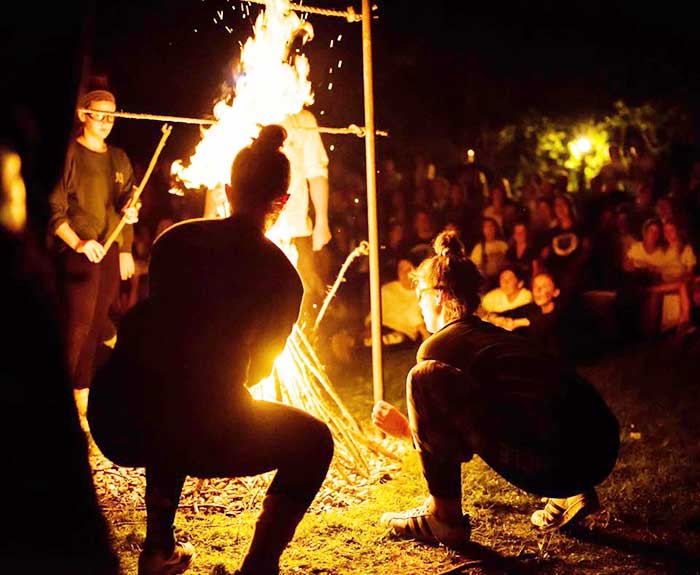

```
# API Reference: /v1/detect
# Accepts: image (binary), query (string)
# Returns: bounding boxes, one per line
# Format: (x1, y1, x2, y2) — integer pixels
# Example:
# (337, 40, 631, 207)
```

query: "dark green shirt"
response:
(48, 141, 135, 252)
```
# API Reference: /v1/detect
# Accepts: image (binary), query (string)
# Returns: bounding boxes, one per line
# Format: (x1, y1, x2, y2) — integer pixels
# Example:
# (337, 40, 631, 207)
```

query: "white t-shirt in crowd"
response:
(660, 244, 697, 282)
(626, 241, 666, 271)
(470, 240, 509, 279)
(480, 287, 533, 314)
(377, 281, 424, 341)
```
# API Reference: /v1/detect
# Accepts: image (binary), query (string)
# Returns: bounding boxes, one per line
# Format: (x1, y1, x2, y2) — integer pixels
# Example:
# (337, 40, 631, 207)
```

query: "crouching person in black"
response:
(89, 126, 333, 575)
(372, 230, 618, 549)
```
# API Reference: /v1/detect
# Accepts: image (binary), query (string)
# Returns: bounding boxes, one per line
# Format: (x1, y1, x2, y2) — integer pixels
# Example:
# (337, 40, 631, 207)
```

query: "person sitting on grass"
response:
(485, 271, 565, 358)
(469, 216, 508, 291)
(371, 230, 619, 549)
(364, 256, 430, 347)
(478, 265, 533, 318)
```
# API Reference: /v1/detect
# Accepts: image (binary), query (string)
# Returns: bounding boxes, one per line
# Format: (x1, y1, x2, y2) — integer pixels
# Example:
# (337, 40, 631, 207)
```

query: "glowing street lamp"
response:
(569, 136, 592, 159)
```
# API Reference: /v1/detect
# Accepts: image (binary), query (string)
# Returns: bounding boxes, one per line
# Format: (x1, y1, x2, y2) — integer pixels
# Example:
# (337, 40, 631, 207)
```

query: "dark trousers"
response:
(408, 360, 619, 500)
(91, 394, 333, 552)
(56, 246, 119, 389)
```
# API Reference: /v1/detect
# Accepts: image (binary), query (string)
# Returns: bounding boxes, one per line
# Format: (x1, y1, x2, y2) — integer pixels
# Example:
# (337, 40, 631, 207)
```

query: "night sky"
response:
(6, 0, 700, 172)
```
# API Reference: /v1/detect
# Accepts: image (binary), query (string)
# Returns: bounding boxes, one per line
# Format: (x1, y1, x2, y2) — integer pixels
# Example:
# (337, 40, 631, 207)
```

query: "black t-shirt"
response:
(91, 214, 303, 440)
(499, 302, 562, 358)
(415, 315, 619, 496)
(48, 141, 135, 252)
(418, 315, 567, 405)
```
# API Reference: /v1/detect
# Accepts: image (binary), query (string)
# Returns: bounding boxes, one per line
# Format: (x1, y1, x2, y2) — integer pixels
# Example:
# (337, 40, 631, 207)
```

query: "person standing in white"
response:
(271, 109, 331, 318)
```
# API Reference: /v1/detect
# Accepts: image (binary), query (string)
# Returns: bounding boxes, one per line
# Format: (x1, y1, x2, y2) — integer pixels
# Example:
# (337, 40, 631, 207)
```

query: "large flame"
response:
(171, 0, 314, 194)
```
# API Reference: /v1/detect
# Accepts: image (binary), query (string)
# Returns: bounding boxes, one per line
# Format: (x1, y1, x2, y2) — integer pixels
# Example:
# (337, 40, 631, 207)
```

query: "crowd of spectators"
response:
(322, 142, 700, 364)
(116, 141, 700, 367)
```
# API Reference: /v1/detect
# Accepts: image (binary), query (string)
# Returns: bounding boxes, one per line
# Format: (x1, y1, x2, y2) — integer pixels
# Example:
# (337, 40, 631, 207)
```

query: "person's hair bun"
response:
(253, 125, 287, 153)
(433, 230, 465, 259)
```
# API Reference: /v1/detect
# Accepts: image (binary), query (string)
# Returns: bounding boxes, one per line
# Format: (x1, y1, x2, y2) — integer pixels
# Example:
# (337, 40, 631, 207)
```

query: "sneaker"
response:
(380, 499, 470, 549)
(138, 541, 196, 575)
(530, 490, 599, 532)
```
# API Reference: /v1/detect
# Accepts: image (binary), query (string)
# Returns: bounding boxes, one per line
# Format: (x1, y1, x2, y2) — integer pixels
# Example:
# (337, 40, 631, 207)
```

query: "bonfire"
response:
(91, 0, 403, 515)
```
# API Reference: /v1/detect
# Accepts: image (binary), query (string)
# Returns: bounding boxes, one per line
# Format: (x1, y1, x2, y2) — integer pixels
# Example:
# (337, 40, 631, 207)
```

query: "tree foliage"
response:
(479, 100, 687, 194)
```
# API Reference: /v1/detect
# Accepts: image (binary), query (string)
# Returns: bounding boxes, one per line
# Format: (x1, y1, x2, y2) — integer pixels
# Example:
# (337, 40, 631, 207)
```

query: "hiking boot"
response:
(530, 490, 600, 531)
(138, 541, 195, 575)
(380, 499, 470, 549)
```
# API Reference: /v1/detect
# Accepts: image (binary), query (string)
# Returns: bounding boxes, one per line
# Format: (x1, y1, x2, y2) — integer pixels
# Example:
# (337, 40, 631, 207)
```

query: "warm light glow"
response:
(171, 0, 314, 195)
(569, 136, 592, 159)
(0, 150, 27, 233)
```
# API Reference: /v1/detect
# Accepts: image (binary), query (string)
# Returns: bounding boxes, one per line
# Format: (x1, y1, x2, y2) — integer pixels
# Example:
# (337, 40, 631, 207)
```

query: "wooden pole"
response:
(361, 0, 384, 404)
(103, 124, 172, 252)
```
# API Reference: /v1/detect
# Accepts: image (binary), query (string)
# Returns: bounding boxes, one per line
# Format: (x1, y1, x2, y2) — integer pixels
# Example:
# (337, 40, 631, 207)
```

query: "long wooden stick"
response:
(361, 0, 384, 405)
(103, 123, 172, 252)
(313, 241, 369, 332)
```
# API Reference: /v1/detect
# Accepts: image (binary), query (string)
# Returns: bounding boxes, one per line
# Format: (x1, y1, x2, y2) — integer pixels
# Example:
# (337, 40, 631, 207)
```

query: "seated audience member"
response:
(430, 176, 452, 225)
(597, 143, 628, 193)
(661, 219, 698, 282)
(405, 208, 438, 256)
(479, 265, 533, 317)
(89, 126, 333, 575)
(470, 216, 508, 290)
(623, 217, 665, 280)
(487, 271, 565, 358)
(540, 193, 589, 295)
(531, 196, 558, 251)
(655, 193, 677, 225)
(657, 219, 697, 332)
(504, 220, 540, 286)
(371, 232, 619, 550)
(482, 181, 508, 233)
(628, 183, 656, 238)
(365, 257, 430, 346)
(443, 182, 470, 237)
(381, 219, 409, 280)
(622, 217, 667, 336)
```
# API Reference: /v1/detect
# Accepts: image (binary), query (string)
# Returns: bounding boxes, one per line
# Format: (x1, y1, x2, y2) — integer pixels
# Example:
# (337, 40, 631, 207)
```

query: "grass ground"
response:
(103, 333, 700, 574)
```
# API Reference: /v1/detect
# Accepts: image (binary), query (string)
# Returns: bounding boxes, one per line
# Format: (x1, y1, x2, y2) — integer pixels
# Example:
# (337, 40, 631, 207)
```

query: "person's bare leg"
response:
(239, 493, 310, 575)
(429, 495, 463, 524)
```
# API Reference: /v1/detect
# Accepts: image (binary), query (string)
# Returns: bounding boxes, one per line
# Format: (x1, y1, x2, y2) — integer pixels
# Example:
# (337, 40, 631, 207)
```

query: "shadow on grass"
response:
(565, 525, 700, 573)
(439, 542, 549, 574)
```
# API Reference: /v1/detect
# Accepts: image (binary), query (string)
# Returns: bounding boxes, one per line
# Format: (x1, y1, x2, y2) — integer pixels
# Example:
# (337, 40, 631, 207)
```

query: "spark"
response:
(218, 10, 223, 19)
(330, 39, 334, 48)
(328, 82, 333, 90)
(330, 144, 335, 151)
(338, 60, 343, 68)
